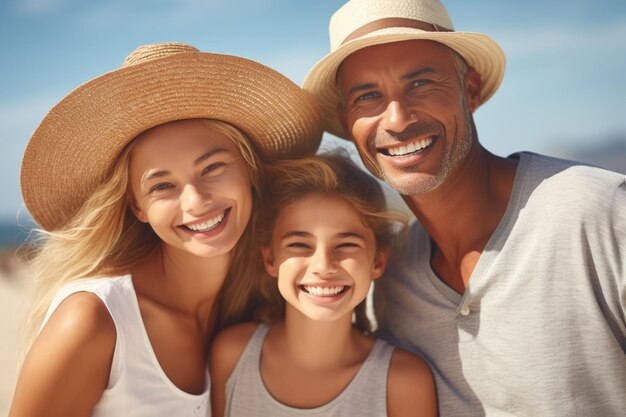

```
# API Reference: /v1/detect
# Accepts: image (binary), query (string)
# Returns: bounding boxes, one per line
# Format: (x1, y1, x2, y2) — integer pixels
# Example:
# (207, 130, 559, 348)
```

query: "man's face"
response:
(337, 40, 480, 196)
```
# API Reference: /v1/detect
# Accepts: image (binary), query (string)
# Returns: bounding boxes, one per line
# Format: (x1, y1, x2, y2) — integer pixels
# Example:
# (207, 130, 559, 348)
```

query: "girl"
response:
(9, 42, 321, 417)
(210, 152, 437, 417)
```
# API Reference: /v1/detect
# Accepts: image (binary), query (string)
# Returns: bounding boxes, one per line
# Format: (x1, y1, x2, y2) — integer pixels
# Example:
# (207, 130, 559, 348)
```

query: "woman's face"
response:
(129, 119, 253, 260)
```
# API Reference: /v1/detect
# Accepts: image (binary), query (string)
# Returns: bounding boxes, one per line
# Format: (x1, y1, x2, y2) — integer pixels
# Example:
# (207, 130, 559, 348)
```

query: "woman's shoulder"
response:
(44, 291, 116, 344)
(11, 292, 116, 416)
(387, 348, 438, 417)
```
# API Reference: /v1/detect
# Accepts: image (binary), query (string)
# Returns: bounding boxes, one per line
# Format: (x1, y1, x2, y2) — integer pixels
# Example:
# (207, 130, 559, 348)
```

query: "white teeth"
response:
(186, 212, 225, 232)
(303, 286, 346, 297)
(387, 137, 433, 156)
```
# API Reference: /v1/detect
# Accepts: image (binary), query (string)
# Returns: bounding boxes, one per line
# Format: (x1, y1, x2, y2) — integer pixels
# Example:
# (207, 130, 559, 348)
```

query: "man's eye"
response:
(409, 79, 432, 89)
(355, 91, 380, 102)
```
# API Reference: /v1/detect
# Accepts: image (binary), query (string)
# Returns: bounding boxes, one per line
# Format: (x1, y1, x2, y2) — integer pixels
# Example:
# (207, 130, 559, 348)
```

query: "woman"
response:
(9, 42, 321, 417)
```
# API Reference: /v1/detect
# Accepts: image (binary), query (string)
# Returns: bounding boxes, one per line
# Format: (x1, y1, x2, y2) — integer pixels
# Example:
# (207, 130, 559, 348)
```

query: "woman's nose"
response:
(180, 183, 211, 212)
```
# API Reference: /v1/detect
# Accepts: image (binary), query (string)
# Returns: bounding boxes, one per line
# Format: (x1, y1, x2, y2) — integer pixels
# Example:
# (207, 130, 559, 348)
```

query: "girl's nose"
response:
(311, 247, 338, 277)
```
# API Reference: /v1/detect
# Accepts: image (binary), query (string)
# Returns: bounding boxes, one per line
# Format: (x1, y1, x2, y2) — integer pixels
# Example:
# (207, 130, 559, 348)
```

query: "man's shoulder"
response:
(516, 151, 624, 181)
(515, 151, 625, 197)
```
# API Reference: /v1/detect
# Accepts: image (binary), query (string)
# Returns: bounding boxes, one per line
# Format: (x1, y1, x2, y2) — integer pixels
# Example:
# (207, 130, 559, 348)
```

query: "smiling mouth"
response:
(299, 285, 349, 297)
(379, 136, 435, 157)
(182, 208, 230, 232)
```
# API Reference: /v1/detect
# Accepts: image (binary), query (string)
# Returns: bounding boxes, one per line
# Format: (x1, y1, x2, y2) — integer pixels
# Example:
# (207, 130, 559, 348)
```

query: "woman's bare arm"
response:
(8, 292, 116, 417)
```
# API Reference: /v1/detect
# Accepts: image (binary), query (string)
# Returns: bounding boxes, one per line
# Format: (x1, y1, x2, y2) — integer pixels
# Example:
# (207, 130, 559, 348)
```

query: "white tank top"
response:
(225, 323, 394, 416)
(42, 275, 210, 417)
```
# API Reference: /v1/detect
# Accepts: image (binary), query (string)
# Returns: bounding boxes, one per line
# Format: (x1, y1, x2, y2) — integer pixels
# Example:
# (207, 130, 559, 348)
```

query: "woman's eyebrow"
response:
(194, 148, 230, 165)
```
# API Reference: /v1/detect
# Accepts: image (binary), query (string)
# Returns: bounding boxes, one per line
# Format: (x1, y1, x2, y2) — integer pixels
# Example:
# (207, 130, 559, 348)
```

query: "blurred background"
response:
(1, 0, 625, 411)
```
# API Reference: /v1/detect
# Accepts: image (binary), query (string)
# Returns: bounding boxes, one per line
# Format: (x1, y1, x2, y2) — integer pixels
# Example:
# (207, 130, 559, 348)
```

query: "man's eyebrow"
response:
(347, 82, 378, 96)
(401, 68, 436, 80)
(345, 68, 436, 96)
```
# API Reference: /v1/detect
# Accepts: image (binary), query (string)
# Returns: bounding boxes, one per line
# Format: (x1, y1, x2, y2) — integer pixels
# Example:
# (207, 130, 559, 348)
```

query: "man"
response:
(303, 0, 626, 415)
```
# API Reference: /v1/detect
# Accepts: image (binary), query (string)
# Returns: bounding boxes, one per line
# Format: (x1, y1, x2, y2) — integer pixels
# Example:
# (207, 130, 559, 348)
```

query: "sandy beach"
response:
(0, 251, 28, 415)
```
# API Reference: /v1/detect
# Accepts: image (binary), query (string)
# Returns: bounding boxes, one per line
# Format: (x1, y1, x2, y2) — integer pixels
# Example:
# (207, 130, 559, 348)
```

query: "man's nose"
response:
(380, 100, 417, 134)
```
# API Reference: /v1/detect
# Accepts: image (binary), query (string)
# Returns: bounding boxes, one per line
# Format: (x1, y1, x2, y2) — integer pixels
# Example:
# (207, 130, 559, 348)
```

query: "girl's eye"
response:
(203, 162, 225, 174)
(336, 242, 362, 251)
(287, 242, 311, 249)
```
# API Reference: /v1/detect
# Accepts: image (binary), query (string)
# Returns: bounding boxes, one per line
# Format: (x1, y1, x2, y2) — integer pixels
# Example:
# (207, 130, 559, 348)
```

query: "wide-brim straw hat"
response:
(303, 0, 506, 139)
(21, 42, 323, 231)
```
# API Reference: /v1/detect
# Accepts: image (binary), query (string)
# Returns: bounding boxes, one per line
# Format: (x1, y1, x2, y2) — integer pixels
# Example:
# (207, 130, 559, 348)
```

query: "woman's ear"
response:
(261, 246, 278, 278)
(371, 247, 389, 281)
(129, 199, 149, 223)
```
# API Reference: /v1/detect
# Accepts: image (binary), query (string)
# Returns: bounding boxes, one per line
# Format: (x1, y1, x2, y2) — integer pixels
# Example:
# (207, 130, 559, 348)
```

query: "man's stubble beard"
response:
(362, 94, 475, 196)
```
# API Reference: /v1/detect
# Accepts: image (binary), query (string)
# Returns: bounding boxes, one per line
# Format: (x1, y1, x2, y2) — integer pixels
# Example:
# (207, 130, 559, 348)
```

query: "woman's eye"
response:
(149, 183, 172, 193)
(203, 162, 225, 174)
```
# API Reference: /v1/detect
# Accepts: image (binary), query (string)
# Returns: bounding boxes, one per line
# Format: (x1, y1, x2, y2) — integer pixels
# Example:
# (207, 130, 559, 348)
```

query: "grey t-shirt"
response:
(375, 152, 626, 416)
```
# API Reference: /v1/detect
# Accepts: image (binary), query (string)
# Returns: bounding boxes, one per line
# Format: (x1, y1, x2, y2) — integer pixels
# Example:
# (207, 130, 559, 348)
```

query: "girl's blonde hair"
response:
(256, 150, 407, 333)
(22, 119, 266, 352)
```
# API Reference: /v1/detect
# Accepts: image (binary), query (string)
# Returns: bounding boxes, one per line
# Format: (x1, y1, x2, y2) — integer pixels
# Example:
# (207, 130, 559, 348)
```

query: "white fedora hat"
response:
(303, 0, 506, 139)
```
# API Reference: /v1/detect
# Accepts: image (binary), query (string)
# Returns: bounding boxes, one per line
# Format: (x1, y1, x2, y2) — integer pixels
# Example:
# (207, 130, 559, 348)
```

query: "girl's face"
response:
(262, 194, 387, 322)
(129, 119, 253, 260)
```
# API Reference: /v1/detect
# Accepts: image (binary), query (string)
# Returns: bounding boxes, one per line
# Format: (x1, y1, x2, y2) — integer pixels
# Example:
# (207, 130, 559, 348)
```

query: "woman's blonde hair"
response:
(22, 119, 266, 352)
(256, 150, 407, 333)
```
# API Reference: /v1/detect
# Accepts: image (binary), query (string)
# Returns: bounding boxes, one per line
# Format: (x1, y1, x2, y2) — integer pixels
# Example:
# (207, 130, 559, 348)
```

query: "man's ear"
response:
(464, 67, 482, 113)
(371, 247, 389, 281)
(261, 246, 278, 278)
(336, 102, 352, 140)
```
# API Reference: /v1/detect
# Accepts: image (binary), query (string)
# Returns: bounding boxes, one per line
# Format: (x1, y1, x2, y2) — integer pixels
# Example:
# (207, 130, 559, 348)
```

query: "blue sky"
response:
(1, 0, 625, 220)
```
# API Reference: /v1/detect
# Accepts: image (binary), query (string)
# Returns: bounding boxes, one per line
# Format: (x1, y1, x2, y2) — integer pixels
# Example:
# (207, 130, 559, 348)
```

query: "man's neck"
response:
(402, 146, 519, 293)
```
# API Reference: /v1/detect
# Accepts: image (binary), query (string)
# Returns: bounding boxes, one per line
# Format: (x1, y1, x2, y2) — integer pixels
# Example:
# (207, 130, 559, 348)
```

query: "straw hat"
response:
(21, 42, 323, 231)
(303, 0, 506, 139)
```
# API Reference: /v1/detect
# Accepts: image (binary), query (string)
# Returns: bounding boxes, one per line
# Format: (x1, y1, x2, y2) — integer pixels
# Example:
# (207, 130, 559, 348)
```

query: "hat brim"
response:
(303, 28, 505, 139)
(22, 52, 323, 231)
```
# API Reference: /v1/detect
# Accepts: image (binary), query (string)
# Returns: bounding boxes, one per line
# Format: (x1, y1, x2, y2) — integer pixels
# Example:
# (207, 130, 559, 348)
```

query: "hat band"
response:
(341, 17, 453, 46)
